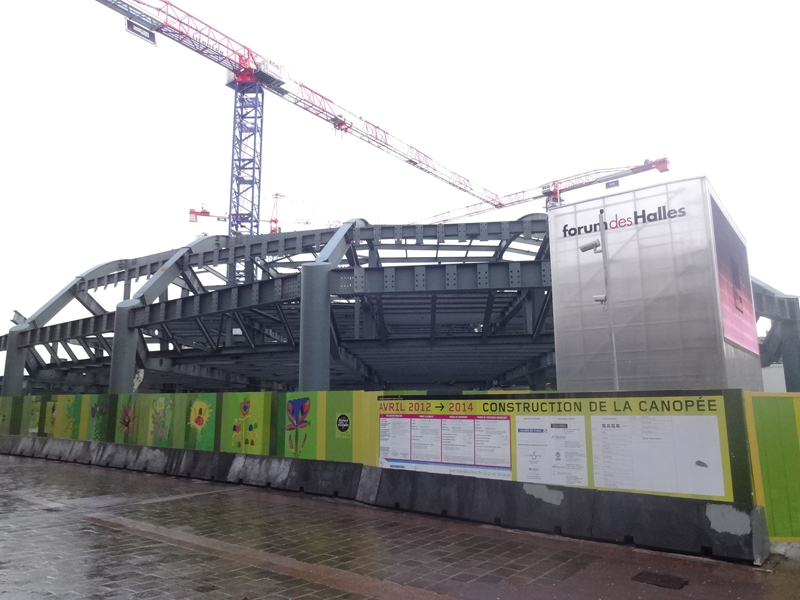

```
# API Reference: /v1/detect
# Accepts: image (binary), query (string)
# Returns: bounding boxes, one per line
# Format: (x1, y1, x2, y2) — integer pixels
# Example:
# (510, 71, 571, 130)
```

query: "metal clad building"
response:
(549, 177, 763, 392)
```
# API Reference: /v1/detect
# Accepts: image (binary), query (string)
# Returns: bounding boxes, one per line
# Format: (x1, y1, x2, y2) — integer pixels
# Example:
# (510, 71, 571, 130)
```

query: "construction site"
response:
(1, 1, 799, 595)
(0, 0, 796, 397)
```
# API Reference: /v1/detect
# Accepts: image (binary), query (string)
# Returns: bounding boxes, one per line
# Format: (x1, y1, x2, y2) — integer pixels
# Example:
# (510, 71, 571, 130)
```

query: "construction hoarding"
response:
(379, 393, 733, 501)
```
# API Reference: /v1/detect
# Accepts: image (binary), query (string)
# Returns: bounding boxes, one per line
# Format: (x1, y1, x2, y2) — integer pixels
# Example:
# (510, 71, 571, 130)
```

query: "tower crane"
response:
(95, 1, 670, 257)
(420, 158, 670, 224)
(94, 0, 503, 276)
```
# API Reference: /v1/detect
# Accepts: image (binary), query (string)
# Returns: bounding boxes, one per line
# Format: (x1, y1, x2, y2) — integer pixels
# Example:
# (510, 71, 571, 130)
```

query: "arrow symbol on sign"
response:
(436, 403, 445, 411)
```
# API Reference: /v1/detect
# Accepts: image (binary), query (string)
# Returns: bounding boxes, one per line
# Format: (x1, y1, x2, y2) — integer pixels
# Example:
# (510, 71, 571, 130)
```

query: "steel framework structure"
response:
(3, 217, 795, 393)
(0, 218, 555, 395)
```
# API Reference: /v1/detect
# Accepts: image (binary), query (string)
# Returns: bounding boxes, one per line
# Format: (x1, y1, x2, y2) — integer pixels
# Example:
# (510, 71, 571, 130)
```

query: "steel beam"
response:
(181, 267, 207, 295)
(75, 291, 107, 316)
(331, 261, 549, 295)
(753, 286, 798, 321)
(43, 343, 62, 366)
(315, 220, 366, 266)
(481, 292, 497, 339)
(77, 337, 98, 363)
(487, 291, 528, 338)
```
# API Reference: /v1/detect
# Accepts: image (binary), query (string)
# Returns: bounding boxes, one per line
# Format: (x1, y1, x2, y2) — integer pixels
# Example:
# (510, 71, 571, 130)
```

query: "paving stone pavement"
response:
(1, 455, 798, 599)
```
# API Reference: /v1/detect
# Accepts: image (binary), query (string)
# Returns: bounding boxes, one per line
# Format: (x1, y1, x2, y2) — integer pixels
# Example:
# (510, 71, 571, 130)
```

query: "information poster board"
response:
(378, 395, 733, 501)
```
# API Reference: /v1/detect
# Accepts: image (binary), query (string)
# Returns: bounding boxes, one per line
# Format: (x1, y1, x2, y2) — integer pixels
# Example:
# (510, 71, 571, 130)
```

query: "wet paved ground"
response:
(1, 455, 798, 600)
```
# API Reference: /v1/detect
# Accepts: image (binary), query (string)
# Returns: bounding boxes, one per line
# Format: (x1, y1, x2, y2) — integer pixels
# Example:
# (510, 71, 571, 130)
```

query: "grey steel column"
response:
(108, 300, 140, 395)
(298, 261, 332, 391)
(782, 317, 800, 392)
(1, 327, 28, 396)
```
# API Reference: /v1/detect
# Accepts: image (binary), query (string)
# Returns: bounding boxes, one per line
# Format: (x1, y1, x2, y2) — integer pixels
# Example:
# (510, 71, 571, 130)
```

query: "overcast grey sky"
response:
(1, 1, 797, 348)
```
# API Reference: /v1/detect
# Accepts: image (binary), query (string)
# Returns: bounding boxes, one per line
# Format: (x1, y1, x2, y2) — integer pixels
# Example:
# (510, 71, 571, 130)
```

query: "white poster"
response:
(515, 416, 588, 486)
(411, 417, 441, 462)
(475, 417, 512, 467)
(591, 415, 725, 497)
(379, 415, 410, 461)
(379, 414, 511, 480)
(442, 418, 474, 464)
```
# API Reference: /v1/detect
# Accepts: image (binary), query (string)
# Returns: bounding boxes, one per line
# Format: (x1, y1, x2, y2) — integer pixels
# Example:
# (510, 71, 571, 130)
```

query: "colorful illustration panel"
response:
(277, 392, 319, 459)
(53, 396, 83, 440)
(119, 394, 175, 447)
(141, 394, 175, 448)
(220, 392, 270, 454)
(183, 393, 217, 451)
(85, 395, 111, 442)
(115, 395, 140, 444)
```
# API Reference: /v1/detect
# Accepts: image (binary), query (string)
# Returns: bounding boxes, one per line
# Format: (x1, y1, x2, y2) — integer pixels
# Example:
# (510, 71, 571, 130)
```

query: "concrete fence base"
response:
(0, 434, 769, 565)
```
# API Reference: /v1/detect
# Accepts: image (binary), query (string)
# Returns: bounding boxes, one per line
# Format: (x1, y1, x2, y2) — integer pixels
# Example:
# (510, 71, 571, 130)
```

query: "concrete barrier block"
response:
(161, 448, 187, 476)
(705, 503, 762, 562)
(97, 442, 142, 469)
(750, 507, 770, 566)
(176, 449, 237, 481)
(135, 446, 174, 474)
(374, 469, 475, 519)
(65, 440, 106, 465)
(469, 479, 594, 538)
(225, 454, 245, 483)
(232, 455, 292, 488)
(12, 435, 38, 457)
(355, 465, 381, 505)
(592, 492, 712, 555)
(0, 435, 19, 454)
(176, 449, 202, 478)
(40, 438, 74, 461)
(28, 437, 48, 458)
(285, 459, 363, 499)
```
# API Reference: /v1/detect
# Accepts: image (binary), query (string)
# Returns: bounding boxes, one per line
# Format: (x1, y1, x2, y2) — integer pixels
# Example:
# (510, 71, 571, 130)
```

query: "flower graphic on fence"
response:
(119, 403, 135, 441)
(285, 397, 311, 458)
(90, 403, 107, 419)
(151, 397, 170, 444)
(188, 399, 212, 441)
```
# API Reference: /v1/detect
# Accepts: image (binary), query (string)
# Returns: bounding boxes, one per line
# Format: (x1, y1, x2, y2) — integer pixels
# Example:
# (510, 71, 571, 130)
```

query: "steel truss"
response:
(1, 217, 557, 395)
